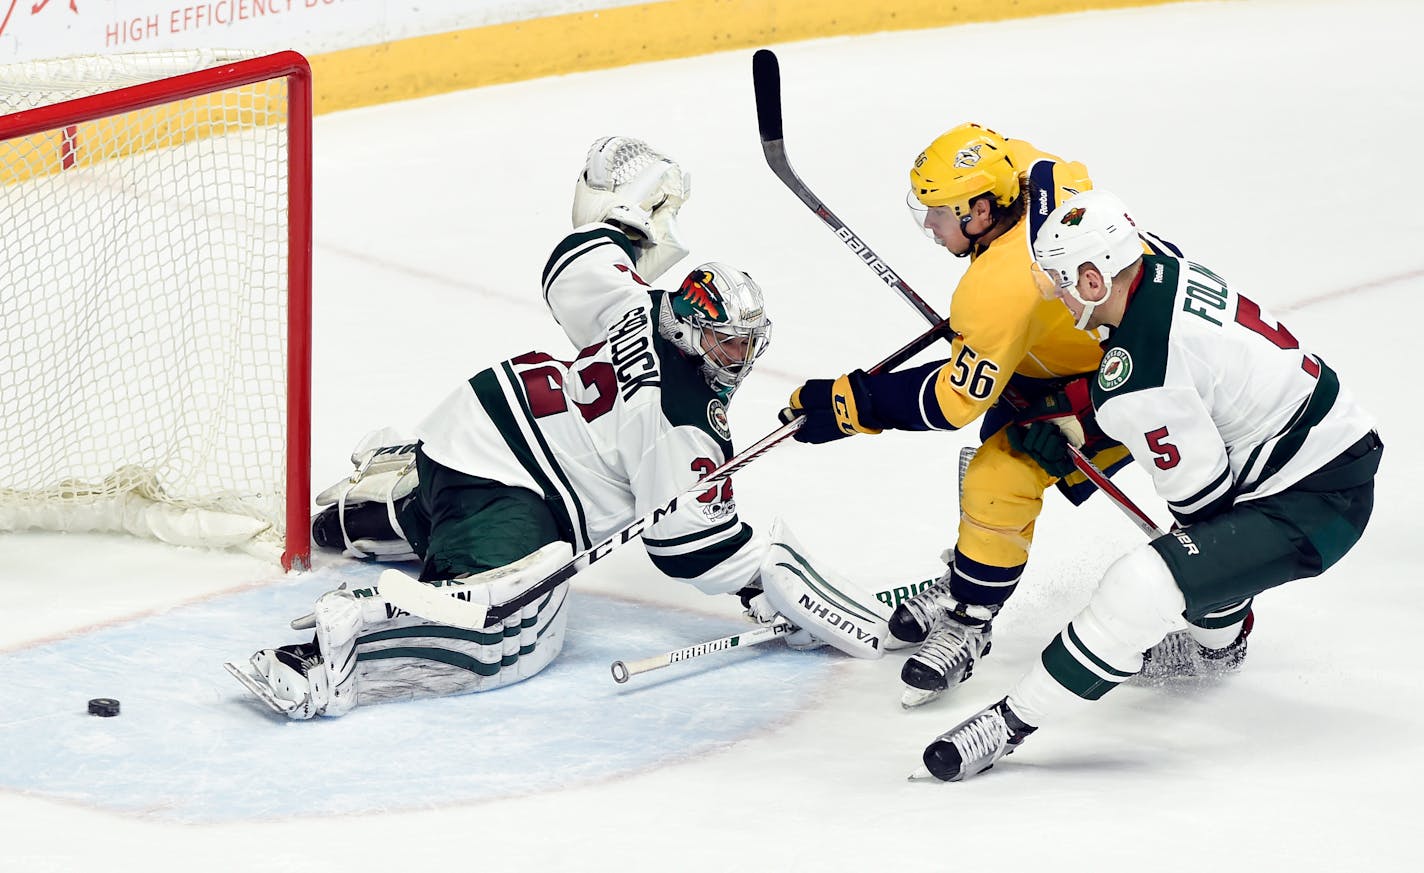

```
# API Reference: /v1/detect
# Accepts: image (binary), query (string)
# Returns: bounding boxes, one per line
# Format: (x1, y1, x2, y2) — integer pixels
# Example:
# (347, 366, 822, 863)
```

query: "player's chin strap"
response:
(752, 48, 1162, 540)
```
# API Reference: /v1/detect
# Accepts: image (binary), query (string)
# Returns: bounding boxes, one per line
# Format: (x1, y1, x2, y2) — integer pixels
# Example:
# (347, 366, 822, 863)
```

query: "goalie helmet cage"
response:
(0, 50, 312, 570)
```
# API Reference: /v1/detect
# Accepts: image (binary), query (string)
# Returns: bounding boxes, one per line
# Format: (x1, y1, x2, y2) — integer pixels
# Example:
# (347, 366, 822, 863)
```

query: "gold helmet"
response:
(909, 123, 1019, 218)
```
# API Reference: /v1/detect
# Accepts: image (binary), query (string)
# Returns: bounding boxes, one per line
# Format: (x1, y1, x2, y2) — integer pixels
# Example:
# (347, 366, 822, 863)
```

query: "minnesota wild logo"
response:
(676, 269, 727, 322)
(1098, 348, 1133, 391)
(1061, 207, 1086, 226)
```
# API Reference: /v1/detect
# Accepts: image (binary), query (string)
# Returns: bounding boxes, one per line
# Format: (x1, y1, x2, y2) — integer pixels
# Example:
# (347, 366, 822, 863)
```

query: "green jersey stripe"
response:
(650, 524, 752, 579)
(643, 515, 741, 549)
(1236, 362, 1341, 495)
(542, 227, 638, 300)
(468, 367, 581, 547)
(499, 361, 593, 549)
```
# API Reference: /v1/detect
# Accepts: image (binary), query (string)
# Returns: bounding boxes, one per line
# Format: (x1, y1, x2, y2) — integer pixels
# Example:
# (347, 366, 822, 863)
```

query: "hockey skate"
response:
(1135, 612, 1253, 683)
(900, 615, 993, 708)
(226, 641, 324, 719)
(888, 572, 953, 648)
(912, 698, 1037, 783)
(226, 588, 364, 719)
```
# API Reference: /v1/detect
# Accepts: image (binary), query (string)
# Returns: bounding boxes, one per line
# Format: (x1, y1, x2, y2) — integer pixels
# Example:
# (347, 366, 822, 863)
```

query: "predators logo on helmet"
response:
(909, 122, 1020, 218)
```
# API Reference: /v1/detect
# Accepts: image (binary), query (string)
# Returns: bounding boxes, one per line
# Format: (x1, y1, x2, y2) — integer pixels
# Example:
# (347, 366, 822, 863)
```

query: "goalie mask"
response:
(658, 262, 772, 392)
(1032, 189, 1145, 330)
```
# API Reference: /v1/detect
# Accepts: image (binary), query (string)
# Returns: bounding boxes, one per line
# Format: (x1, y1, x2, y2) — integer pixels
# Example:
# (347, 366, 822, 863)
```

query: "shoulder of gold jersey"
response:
(1004, 138, 1061, 169)
(1052, 159, 1092, 196)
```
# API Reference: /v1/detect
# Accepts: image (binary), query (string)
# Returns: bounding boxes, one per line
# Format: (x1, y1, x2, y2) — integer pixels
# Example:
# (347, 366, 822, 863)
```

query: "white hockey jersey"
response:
(1091, 256, 1374, 526)
(414, 225, 762, 595)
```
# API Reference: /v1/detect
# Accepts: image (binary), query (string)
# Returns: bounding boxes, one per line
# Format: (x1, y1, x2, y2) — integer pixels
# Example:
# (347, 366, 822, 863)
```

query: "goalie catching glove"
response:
(572, 135, 690, 282)
(744, 518, 891, 659)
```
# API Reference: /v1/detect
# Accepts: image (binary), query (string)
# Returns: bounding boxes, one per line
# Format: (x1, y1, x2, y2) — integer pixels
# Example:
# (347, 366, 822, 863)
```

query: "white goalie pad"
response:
(314, 427, 420, 507)
(315, 427, 421, 562)
(757, 519, 891, 659)
(374, 541, 574, 631)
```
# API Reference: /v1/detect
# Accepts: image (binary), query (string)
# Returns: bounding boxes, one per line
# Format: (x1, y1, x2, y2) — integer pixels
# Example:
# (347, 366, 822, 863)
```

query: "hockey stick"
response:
(610, 620, 796, 684)
(377, 317, 955, 631)
(752, 49, 1163, 540)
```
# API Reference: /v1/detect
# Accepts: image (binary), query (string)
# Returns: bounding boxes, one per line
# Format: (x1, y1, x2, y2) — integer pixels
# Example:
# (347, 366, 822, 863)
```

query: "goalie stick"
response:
(375, 318, 955, 631)
(610, 620, 795, 684)
(751, 48, 1162, 540)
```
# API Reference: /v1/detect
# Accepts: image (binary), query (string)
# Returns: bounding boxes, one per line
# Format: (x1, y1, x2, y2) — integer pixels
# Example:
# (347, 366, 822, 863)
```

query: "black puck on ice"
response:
(88, 698, 121, 717)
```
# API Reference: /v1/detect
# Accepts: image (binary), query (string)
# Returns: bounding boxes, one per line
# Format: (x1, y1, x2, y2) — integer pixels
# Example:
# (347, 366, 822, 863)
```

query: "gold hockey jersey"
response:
(930, 142, 1102, 428)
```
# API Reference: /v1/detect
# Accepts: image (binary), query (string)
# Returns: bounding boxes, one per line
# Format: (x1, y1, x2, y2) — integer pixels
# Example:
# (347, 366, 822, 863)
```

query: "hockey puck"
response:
(87, 698, 121, 717)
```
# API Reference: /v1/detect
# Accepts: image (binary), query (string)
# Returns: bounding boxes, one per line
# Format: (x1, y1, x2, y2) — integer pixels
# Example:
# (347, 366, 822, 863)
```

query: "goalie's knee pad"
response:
(313, 428, 420, 561)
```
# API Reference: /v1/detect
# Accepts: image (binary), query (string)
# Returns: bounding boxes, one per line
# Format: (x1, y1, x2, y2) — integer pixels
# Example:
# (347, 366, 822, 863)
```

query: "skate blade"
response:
(289, 612, 316, 631)
(906, 766, 942, 783)
(900, 686, 945, 709)
(224, 660, 300, 716)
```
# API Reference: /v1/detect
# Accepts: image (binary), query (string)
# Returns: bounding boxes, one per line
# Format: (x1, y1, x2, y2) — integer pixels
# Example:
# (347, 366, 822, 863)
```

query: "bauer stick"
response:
(751, 49, 1162, 540)
(377, 317, 956, 631)
(610, 620, 796, 684)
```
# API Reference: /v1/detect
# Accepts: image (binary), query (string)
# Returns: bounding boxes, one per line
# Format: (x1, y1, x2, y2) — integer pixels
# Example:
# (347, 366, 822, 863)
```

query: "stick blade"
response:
(377, 568, 491, 630)
(752, 49, 782, 142)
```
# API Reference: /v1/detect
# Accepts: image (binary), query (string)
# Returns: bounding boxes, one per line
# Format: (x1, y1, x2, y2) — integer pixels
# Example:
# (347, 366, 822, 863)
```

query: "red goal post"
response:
(0, 50, 312, 570)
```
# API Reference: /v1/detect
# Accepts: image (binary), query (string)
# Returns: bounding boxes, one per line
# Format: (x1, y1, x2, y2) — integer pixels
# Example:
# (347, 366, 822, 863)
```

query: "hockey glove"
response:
(782, 371, 883, 444)
(1002, 377, 1092, 448)
(571, 136, 690, 281)
(736, 578, 822, 651)
(1007, 421, 1076, 479)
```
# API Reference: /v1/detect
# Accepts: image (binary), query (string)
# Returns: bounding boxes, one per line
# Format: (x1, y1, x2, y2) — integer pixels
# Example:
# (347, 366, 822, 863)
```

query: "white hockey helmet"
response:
(659, 262, 772, 392)
(1032, 189, 1144, 329)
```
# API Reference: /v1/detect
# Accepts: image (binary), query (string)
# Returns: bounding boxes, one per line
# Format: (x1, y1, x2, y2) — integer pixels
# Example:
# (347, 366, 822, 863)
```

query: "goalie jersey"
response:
(414, 225, 761, 595)
(1091, 255, 1375, 526)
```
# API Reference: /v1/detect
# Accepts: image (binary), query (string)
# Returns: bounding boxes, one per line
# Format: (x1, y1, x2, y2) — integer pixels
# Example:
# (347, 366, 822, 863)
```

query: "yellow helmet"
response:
(909, 123, 1020, 218)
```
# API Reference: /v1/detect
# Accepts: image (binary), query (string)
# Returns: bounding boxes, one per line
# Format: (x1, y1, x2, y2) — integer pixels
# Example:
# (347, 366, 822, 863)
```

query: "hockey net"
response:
(0, 50, 312, 570)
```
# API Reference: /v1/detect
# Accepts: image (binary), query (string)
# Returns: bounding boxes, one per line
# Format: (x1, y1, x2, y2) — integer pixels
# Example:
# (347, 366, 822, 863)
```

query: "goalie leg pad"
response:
(756, 519, 891, 659)
(351, 544, 573, 705)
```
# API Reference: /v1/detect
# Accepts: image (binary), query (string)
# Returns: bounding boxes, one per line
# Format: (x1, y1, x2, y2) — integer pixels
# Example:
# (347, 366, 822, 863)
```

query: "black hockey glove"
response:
(782, 371, 883, 444)
(1007, 421, 1076, 479)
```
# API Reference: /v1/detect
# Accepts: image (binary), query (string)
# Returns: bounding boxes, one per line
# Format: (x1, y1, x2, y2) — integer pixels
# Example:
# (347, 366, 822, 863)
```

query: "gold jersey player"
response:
(785, 123, 1175, 706)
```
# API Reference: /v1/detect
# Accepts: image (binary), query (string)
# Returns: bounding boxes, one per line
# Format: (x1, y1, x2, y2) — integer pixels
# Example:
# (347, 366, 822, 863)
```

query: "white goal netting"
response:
(0, 50, 309, 566)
